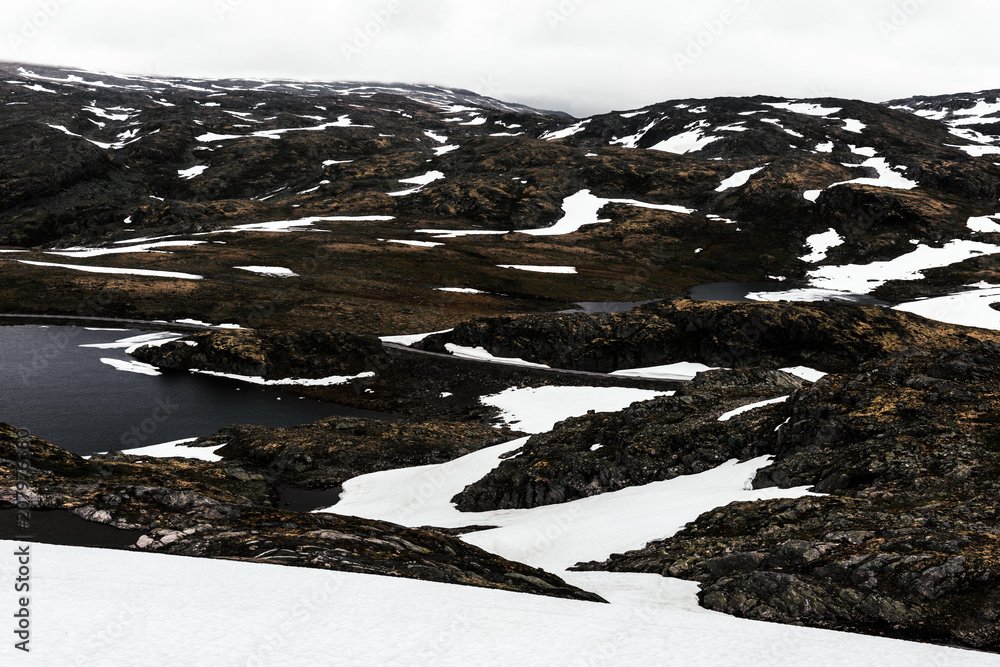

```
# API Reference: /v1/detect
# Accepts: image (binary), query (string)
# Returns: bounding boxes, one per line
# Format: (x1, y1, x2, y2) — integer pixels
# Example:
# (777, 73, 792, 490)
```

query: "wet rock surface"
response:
(575, 338, 1000, 651)
(0, 423, 601, 602)
(194, 417, 521, 489)
(3, 64, 1000, 334)
(131, 328, 385, 379)
(454, 369, 802, 511)
(418, 299, 976, 373)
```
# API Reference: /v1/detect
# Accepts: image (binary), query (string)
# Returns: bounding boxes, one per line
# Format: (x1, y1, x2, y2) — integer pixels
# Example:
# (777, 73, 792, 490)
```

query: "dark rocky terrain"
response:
(5, 61, 1000, 653)
(573, 336, 1000, 650)
(416, 299, 979, 373)
(1, 62, 999, 332)
(0, 422, 600, 601)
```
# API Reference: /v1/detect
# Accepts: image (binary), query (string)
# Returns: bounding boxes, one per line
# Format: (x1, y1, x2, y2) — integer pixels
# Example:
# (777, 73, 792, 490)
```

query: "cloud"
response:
(1, 0, 998, 116)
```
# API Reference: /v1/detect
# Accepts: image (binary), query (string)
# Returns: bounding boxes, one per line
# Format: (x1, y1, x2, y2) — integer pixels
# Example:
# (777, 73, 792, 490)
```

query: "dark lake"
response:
(688, 282, 889, 305)
(0, 325, 397, 456)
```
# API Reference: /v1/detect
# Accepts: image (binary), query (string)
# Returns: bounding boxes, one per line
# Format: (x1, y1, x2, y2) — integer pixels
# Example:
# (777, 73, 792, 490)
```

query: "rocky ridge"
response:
(0, 422, 600, 601)
(1, 63, 999, 333)
(572, 336, 1000, 651)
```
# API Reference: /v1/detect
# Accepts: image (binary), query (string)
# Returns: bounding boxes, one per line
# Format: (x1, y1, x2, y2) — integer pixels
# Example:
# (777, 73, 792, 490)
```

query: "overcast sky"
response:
(1, 0, 997, 117)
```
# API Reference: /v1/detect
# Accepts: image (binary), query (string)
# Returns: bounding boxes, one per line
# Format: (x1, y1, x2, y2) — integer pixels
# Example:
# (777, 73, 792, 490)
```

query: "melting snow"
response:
(968, 215, 1000, 233)
(436, 287, 486, 294)
(202, 215, 393, 234)
(951, 144, 1000, 157)
(895, 283, 1000, 330)
(235, 266, 299, 278)
(718, 396, 790, 421)
(379, 329, 454, 346)
(805, 156, 917, 201)
(480, 386, 673, 433)
(81, 331, 185, 353)
(497, 265, 577, 274)
(612, 117, 662, 148)
(444, 344, 550, 369)
(747, 288, 873, 303)
(104, 438, 225, 462)
(381, 239, 444, 248)
(780, 366, 828, 382)
(610, 362, 718, 381)
(99, 358, 162, 376)
(192, 369, 375, 387)
(807, 240, 1000, 293)
(398, 170, 445, 185)
(541, 119, 590, 140)
(16, 260, 203, 280)
(801, 228, 845, 262)
(522, 190, 692, 237)
(649, 121, 721, 154)
(388, 170, 445, 196)
(177, 165, 209, 180)
(763, 102, 841, 116)
(716, 166, 766, 192)
(45, 240, 205, 258)
(838, 118, 867, 133)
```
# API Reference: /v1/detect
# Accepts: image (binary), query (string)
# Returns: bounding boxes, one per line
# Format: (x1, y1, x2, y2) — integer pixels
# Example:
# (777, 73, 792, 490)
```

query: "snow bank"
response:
(17, 260, 203, 280)
(610, 362, 718, 381)
(235, 266, 299, 278)
(480, 385, 672, 433)
(807, 240, 1000, 293)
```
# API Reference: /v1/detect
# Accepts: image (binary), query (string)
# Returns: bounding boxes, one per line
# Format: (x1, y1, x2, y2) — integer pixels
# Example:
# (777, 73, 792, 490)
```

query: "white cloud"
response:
(2, 0, 999, 116)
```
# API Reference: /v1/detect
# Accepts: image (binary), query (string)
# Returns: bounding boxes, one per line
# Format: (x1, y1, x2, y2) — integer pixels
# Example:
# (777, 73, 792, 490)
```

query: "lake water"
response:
(562, 299, 665, 314)
(0, 325, 398, 456)
(688, 282, 889, 305)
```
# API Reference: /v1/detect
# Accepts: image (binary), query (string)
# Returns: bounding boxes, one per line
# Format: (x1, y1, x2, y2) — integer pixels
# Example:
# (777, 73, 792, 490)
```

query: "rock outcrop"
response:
(454, 369, 803, 511)
(575, 340, 1000, 651)
(194, 417, 520, 489)
(131, 329, 385, 379)
(0, 423, 601, 602)
(418, 299, 977, 373)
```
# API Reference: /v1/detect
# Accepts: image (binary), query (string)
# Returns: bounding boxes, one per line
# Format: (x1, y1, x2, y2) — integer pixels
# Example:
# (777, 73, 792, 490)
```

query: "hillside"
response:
(4, 62, 1000, 657)
(1, 62, 999, 332)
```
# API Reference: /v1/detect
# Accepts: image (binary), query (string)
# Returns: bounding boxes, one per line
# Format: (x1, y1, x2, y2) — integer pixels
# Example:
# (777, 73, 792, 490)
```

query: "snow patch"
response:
(610, 362, 719, 381)
(715, 165, 766, 192)
(17, 260, 202, 280)
(801, 228, 845, 263)
(481, 386, 673, 433)
(807, 240, 1000, 293)
(445, 344, 550, 369)
(718, 396, 790, 421)
(497, 265, 577, 274)
(235, 266, 299, 278)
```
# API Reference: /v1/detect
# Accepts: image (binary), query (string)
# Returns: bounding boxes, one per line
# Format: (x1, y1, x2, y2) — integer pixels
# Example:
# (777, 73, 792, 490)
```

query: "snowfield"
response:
(6, 538, 994, 666)
(7, 383, 995, 665)
(807, 239, 1000, 293)
(479, 385, 674, 433)
(895, 283, 1000, 330)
